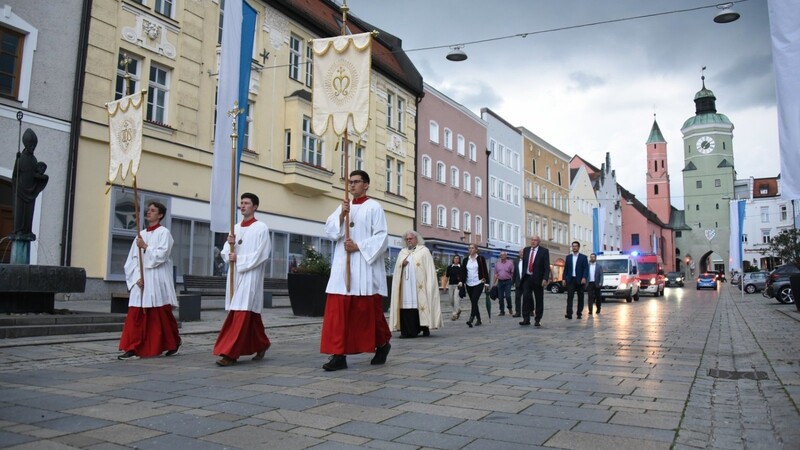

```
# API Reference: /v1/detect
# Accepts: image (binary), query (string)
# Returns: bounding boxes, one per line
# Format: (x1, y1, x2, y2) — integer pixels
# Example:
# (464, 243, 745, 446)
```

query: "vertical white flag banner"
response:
(768, 0, 800, 200)
(107, 91, 145, 183)
(312, 33, 372, 136)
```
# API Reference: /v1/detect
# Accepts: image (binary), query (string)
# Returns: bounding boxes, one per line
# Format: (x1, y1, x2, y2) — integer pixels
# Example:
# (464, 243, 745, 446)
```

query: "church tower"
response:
(646, 117, 671, 224)
(677, 74, 735, 273)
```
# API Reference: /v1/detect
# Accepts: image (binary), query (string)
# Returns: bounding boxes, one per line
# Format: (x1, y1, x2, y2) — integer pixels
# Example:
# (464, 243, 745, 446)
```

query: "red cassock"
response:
(213, 311, 271, 360)
(320, 294, 391, 355)
(119, 305, 181, 357)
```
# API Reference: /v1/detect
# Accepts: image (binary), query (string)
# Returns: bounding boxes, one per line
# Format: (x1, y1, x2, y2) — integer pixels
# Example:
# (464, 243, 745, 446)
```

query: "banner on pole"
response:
(107, 91, 145, 183)
(312, 32, 372, 136)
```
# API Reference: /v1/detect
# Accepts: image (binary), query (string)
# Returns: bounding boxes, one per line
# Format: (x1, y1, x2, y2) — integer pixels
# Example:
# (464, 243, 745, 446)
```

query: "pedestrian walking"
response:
(520, 236, 550, 327)
(459, 243, 489, 328)
(493, 251, 515, 316)
(563, 241, 589, 319)
(445, 255, 463, 320)
(587, 253, 604, 314)
(389, 231, 442, 338)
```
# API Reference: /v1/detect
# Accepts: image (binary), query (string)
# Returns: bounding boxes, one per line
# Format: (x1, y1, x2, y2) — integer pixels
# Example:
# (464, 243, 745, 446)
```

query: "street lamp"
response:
(446, 46, 467, 62)
(713, 3, 741, 24)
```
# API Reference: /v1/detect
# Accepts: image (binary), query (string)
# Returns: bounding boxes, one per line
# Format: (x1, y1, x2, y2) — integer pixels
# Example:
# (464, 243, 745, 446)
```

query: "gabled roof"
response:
(618, 184, 671, 229)
(271, 0, 423, 96)
(646, 119, 666, 144)
(717, 159, 734, 168)
(683, 161, 697, 171)
(668, 207, 692, 231)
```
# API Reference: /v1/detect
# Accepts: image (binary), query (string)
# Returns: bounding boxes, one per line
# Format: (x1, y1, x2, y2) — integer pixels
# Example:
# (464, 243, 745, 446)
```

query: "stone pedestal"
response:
(0, 265, 86, 314)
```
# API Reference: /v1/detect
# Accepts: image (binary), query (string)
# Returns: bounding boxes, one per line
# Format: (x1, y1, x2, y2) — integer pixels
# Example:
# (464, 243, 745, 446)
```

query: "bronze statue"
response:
(12, 129, 48, 239)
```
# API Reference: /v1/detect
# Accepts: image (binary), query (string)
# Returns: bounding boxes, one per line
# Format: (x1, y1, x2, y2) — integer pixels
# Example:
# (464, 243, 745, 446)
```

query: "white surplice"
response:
(324, 199, 388, 296)
(221, 220, 271, 312)
(389, 244, 442, 331)
(124, 226, 177, 308)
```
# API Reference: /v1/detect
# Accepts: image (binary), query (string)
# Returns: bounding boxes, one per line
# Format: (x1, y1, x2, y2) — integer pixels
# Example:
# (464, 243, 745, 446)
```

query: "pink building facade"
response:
(416, 83, 488, 261)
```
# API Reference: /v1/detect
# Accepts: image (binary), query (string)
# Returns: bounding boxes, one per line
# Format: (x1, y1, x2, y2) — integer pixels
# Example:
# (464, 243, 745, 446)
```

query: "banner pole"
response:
(227, 103, 244, 302)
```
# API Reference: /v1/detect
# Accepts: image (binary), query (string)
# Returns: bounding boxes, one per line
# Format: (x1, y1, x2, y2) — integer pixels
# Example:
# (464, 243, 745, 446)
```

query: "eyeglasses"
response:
(348, 180, 364, 185)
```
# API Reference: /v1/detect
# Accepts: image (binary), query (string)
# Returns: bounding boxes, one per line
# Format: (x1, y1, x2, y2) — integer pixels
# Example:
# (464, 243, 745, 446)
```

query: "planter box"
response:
(288, 273, 392, 316)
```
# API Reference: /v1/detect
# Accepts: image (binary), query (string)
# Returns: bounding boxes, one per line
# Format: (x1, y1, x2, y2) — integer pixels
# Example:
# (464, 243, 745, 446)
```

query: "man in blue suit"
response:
(562, 241, 589, 319)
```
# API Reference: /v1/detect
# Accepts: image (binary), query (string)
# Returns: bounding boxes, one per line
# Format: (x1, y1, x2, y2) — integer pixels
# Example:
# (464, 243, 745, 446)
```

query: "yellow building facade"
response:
(72, 0, 421, 296)
(520, 127, 570, 279)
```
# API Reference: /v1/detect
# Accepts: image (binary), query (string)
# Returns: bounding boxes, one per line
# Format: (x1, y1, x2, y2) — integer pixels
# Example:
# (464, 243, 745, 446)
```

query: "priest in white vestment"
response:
(389, 231, 442, 338)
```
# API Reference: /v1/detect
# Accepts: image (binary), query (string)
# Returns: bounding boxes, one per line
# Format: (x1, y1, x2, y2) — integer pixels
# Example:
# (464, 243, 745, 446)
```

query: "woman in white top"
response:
(458, 244, 489, 328)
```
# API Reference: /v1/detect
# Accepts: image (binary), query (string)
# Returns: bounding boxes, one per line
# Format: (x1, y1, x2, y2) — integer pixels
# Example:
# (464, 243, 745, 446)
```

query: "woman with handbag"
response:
(445, 255, 463, 320)
(458, 244, 489, 328)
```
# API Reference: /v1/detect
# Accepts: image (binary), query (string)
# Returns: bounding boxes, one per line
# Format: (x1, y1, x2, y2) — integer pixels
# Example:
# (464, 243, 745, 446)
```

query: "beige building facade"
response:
(72, 0, 421, 297)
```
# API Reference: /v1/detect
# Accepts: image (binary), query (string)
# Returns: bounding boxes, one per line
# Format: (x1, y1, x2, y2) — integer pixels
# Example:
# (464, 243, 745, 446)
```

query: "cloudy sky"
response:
(344, 0, 777, 209)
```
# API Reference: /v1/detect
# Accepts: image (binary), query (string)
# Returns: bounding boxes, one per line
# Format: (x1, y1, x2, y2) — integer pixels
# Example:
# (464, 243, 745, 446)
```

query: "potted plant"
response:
(287, 246, 331, 317)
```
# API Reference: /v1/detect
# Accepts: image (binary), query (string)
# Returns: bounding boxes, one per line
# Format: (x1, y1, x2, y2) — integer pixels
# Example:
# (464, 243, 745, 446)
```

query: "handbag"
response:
(489, 285, 498, 300)
(458, 285, 466, 298)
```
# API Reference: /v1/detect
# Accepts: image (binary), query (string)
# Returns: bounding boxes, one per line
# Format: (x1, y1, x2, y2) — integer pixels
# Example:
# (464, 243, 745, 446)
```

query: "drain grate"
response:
(707, 369, 768, 380)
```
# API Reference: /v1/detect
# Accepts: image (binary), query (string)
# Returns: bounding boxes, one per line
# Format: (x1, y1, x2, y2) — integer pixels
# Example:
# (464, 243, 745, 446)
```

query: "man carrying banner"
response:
(320, 170, 392, 371)
(118, 201, 181, 360)
(213, 193, 272, 367)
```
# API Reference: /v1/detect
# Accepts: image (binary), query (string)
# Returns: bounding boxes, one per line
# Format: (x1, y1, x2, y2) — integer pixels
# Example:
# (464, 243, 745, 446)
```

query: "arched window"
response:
(475, 216, 483, 237)
(450, 166, 460, 188)
(451, 208, 460, 230)
(654, 184, 659, 195)
(437, 205, 446, 228)
(457, 135, 465, 156)
(463, 212, 471, 232)
(463, 172, 471, 192)
(421, 155, 432, 178)
(421, 202, 431, 225)
(475, 177, 482, 197)
(429, 121, 439, 144)
(436, 161, 446, 183)
(444, 128, 452, 149)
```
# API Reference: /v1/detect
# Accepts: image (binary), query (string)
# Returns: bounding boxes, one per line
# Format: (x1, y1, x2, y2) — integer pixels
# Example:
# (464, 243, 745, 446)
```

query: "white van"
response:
(596, 252, 640, 302)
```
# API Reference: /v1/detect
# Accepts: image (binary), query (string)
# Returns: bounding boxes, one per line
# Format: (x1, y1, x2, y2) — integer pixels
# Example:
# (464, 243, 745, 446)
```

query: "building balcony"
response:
(282, 159, 334, 196)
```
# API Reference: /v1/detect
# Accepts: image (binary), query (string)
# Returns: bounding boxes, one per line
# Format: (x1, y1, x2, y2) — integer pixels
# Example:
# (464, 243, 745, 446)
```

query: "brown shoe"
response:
(252, 343, 271, 361)
(216, 356, 235, 367)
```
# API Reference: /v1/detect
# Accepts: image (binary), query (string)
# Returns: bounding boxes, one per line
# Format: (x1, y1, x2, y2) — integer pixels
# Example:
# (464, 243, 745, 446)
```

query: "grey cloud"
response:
(568, 71, 606, 91)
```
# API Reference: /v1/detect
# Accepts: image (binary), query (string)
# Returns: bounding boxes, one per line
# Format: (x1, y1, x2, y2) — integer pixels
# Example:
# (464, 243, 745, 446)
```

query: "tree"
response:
(760, 228, 800, 267)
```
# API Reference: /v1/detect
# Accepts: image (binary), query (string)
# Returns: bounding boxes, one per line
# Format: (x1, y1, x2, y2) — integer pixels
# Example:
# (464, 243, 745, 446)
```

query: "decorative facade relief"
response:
(264, 6, 288, 50)
(386, 132, 406, 157)
(121, 7, 177, 59)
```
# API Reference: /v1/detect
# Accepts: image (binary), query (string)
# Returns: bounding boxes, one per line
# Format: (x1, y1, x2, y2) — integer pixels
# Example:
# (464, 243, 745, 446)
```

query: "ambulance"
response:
(634, 252, 665, 296)
(596, 252, 640, 302)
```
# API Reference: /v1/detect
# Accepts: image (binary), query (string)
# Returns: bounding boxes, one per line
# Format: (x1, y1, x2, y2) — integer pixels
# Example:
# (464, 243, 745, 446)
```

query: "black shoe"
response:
(534, 321, 541, 327)
(475, 320, 482, 326)
(118, 351, 138, 360)
(165, 340, 181, 357)
(323, 355, 348, 371)
(498, 312, 505, 316)
(519, 320, 530, 326)
(596, 310, 600, 314)
(577, 314, 582, 319)
(371, 343, 391, 365)
(466, 320, 473, 328)
(421, 328, 430, 337)
(565, 315, 572, 319)
(512, 313, 521, 318)
(588, 311, 593, 315)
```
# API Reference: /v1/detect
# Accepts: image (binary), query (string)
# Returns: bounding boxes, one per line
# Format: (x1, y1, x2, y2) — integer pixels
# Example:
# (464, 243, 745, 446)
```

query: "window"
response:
(429, 121, 439, 144)
(147, 63, 170, 124)
(505, 148, 511, 167)
(475, 216, 482, 237)
(742, 234, 747, 242)
(457, 135, 465, 156)
(444, 128, 452, 149)
(716, 203, 719, 210)
(396, 97, 405, 131)
(513, 187, 520, 206)
(305, 44, 313, 87)
(437, 205, 446, 228)
(475, 177, 482, 197)
(451, 208, 460, 230)
(498, 180, 505, 201)
(489, 218, 496, 239)
(0, 21, 32, 103)
(762, 230, 771, 244)
(761, 206, 769, 223)
(532, 159, 537, 174)
(463, 172, 471, 192)
(469, 142, 477, 161)
(302, 116, 322, 166)
(115, 53, 141, 99)
(463, 212, 471, 232)
(696, 204, 699, 211)
(155, 0, 174, 17)
(385, 157, 393, 193)
(546, 166, 551, 181)
(490, 176, 497, 197)
(339, 139, 364, 175)
(534, 183, 539, 201)
(696, 180, 703, 189)
(451, 166, 459, 188)
(498, 221, 505, 241)
(218, 0, 225, 44)
(245, 101, 255, 151)
(715, 178, 721, 188)
(289, 34, 302, 81)
(172, 218, 213, 280)
(436, 161, 446, 183)
(284, 129, 291, 160)
(781, 205, 788, 221)
(489, 139, 497, 160)
(654, 184, 659, 195)
(396, 160, 404, 196)
(421, 155, 432, 178)
(632, 233, 640, 246)
(386, 91, 394, 128)
(421, 202, 431, 225)
(355, 145, 364, 171)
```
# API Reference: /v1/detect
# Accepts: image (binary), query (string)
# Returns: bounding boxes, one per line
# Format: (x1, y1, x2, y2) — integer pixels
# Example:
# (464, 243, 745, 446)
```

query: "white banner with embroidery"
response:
(107, 91, 145, 182)
(312, 32, 372, 136)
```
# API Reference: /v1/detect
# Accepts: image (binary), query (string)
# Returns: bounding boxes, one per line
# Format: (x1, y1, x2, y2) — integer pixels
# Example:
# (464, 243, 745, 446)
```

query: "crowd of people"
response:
(116, 170, 608, 371)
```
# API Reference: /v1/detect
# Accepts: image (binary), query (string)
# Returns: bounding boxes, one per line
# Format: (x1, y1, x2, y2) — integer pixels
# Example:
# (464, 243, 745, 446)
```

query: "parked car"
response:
(665, 272, 684, 287)
(696, 273, 718, 290)
(731, 272, 741, 285)
(764, 264, 799, 304)
(741, 271, 768, 294)
(547, 281, 564, 294)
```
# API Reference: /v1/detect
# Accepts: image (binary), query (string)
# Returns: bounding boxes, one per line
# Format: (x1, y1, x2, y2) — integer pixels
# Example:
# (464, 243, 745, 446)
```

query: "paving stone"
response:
(394, 429, 474, 449)
(64, 403, 167, 422)
(202, 424, 322, 448)
(256, 408, 351, 430)
(0, 405, 68, 424)
(330, 420, 410, 441)
(608, 411, 681, 430)
(572, 420, 675, 442)
(520, 403, 614, 423)
(382, 412, 464, 433)
(305, 402, 403, 423)
(129, 412, 238, 438)
(545, 429, 670, 450)
(0, 430, 37, 447)
(395, 401, 490, 420)
(80, 423, 164, 445)
(132, 432, 241, 450)
(446, 418, 556, 445)
(37, 416, 114, 433)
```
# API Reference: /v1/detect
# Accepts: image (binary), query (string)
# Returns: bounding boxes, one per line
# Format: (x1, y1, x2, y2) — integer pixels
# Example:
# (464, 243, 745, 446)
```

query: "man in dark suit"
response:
(586, 252, 604, 314)
(563, 241, 589, 319)
(511, 248, 524, 318)
(520, 236, 550, 327)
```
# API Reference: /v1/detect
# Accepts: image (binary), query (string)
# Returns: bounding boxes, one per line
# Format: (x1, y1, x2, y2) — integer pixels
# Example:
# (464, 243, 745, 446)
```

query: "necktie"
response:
(527, 247, 536, 273)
